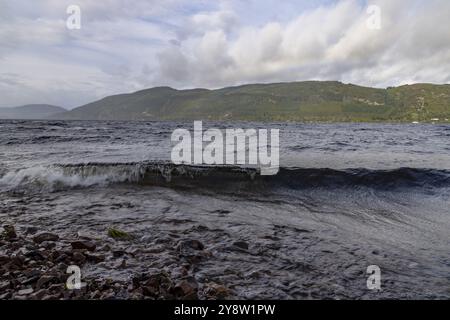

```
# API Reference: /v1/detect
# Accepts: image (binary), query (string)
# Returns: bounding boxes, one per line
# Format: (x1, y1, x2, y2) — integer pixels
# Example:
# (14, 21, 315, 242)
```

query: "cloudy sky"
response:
(1, 0, 450, 108)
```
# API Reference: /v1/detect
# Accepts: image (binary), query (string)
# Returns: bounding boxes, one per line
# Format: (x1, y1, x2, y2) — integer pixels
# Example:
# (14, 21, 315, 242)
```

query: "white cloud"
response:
(157, 0, 450, 88)
(0, 0, 450, 108)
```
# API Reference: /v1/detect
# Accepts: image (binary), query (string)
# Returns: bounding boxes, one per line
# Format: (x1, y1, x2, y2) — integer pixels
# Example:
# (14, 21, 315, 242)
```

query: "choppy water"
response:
(1, 120, 449, 299)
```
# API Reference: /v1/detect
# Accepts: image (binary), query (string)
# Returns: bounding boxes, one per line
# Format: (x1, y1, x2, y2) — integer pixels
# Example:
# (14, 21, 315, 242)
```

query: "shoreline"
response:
(0, 225, 230, 300)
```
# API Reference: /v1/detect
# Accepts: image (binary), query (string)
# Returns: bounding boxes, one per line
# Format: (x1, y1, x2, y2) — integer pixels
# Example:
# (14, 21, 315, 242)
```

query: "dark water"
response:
(1, 120, 449, 299)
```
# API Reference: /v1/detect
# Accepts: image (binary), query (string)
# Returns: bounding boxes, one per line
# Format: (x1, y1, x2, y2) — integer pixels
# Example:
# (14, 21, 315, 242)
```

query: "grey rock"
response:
(3, 225, 17, 239)
(33, 232, 59, 244)
(72, 252, 86, 263)
(36, 275, 58, 289)
(233, 241, 249, 250)
(172, 277, 199, 299)
(71, 240, 96, 252)
(18, 288, 34, 295)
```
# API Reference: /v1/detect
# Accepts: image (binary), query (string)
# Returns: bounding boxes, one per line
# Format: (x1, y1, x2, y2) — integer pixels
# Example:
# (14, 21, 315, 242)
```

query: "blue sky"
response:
(0, 0, 449, 108)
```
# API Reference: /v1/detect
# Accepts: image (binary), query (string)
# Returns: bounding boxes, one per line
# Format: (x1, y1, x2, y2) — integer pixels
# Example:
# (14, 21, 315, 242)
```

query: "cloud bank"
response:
(0, 0, 449, 108)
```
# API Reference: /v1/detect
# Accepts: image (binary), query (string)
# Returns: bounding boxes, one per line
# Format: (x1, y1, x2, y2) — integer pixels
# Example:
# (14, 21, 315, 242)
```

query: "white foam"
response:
(0, 164, 145, 192)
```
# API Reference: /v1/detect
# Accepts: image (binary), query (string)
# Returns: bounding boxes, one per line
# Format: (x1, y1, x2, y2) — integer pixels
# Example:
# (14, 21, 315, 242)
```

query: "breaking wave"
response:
(1, 161, 449, 193)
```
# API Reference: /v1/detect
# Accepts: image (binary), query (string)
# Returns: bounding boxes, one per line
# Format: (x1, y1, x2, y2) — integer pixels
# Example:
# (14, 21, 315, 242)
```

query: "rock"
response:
(140, 272, 172, 297)
(0, 280, 10, 291)
(204, 283, 230, 299)
(0, 292, 11, 300)
(3, 225, 17, 239)
(112, 249, 126, 258)
(171, 266, 189, 279)
(33, 232, 59, 244)
(21, 275, 41, 286)
(47, 283, 65, 293)
(18, 288, 34, 295)
(117, 259, 127, 269)
(10, 255, 25, 267)
(56, 262, 68, 272)
(85, 253, 105, 263)
(40, 241, 56, 249)
(54, 253, 68, 263)
(99, 244, 111, 251)
(25, 226, 38, 235)
(172, 277, 199, 299)
(36, 275, 58, 289)
(30, 289, 48, 300)
(22, 248, 45, 260)
(233, 241, 249, 250)
(71, 240, 96, 252)
(42, 293, 61, 300)
(177, 239, 205, 252)
(0, 255, 10, 264)
(72, 252, 86, 263)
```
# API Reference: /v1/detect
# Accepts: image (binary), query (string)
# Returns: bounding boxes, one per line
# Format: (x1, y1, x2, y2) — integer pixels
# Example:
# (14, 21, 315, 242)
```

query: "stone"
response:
(21, 275, 41, 286)
(233, 241, 249, 250)
(140, 272, 172, 297)
(177, 239, 205, 252)
(204, 283, 230, 299)
(0, 292, 11, 299)
(112, 249, 126, 257)
(33, 232, 59, 244)
(0, 280, 10, 291)
(25, 226, 39, 235)
(23, 248, 45, 260)
(10, 255, 25, 267)
(18, 288, 34, 295)
(36, 275, 58, 289)
(71, 240, 96, 252)
(54, 253, 68, 263)
(72, 252, 86, 263)
(172, 277, 199, 299)
(3, 225, 17, 239)
(85, 253, 105, 263)
(31, 289, 48, 300)
(40, 241, 56, 249)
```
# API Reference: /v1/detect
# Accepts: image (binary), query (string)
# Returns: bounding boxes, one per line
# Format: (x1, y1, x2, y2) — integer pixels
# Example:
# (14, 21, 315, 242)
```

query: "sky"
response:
(0, 0, 450, 109)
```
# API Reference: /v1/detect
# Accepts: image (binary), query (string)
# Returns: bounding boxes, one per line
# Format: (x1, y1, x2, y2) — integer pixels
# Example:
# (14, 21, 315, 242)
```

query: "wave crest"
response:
(1, 161, 449, 193)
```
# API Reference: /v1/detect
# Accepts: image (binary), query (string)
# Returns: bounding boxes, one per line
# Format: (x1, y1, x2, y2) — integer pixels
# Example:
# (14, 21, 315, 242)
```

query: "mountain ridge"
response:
(51, 81, 450, 122)
(0, 104, 66, 120)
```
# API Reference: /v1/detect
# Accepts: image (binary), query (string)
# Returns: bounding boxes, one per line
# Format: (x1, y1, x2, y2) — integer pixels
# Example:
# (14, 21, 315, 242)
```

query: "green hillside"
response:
(54, 81, 450, 122)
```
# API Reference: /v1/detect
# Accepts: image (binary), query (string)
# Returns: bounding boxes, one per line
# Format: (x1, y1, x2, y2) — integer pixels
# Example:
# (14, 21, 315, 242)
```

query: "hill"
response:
(0, 104, 66, 120)
(52, 82, 450, 122)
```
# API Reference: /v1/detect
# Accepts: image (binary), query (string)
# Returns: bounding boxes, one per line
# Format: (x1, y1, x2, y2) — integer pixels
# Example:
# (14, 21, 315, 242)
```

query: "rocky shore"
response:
(0, 225, 230, 300)
(1, 187, 448, 300)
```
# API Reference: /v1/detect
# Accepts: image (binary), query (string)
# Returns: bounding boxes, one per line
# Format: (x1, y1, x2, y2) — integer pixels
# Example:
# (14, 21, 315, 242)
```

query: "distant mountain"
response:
(0, 104, 66, 120)
(52, 81, 450, 122)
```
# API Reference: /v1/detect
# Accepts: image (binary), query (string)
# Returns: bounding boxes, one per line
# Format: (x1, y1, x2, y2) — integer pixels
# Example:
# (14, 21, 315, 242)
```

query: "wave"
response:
(1, 161, 449, 194)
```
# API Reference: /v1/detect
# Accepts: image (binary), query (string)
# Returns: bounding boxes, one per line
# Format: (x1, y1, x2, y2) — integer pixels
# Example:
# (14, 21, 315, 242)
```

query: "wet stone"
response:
(25, 226, 39, 235)
(232, 241, 249, 250)
(71, 240, 96, 252)
(3, 225, 17, 240)
(172, 277, 199, 299)
(17, 288, 34, 295)
(33, 232, 59, 244)
(177, 239, 205, 251)
(72, 252, 86, 263)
